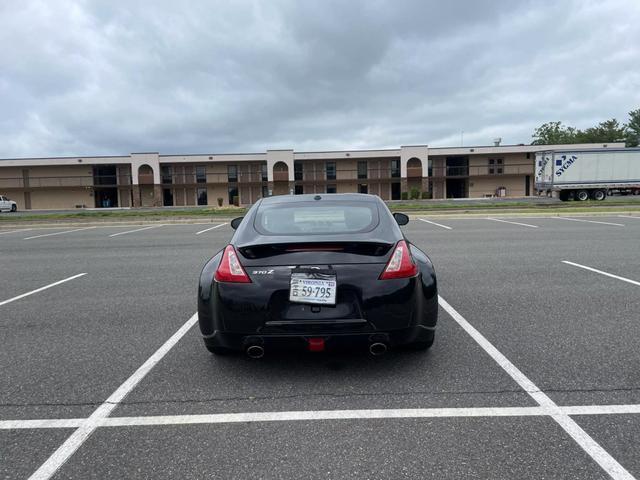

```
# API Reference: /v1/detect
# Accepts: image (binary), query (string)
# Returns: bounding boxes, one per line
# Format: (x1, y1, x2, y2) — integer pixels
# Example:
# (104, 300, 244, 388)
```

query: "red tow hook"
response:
(308, 338, 325, 352)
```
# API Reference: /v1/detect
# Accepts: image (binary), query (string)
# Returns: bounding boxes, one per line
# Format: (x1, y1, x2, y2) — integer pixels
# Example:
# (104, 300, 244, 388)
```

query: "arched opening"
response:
(137, 164, 156, 206)
(406, 158, 424, 198)
(406, 158, 422, 177)
(272, 161, 290, 195)
(138, 164, 154, 184)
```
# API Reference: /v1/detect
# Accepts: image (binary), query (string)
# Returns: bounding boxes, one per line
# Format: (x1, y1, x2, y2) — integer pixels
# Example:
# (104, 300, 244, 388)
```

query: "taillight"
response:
(214, 245, 252, 283)
(379, 240, 418, 280)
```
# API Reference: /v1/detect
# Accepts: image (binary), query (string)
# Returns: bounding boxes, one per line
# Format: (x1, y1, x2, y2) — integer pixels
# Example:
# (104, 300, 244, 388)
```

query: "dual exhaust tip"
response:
(244, 341, 388, 358)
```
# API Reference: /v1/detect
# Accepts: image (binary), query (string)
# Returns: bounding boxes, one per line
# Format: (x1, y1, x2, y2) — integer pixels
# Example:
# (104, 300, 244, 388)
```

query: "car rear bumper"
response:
(202, 324, 434, 353)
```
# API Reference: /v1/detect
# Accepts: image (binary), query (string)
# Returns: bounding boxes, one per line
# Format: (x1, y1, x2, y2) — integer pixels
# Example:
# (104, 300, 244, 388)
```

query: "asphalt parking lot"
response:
(1, 214, 639, 479)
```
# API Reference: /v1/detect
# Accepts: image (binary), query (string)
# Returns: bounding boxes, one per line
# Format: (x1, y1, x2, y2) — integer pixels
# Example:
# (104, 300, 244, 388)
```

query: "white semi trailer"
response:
(535, 148, 640, 201)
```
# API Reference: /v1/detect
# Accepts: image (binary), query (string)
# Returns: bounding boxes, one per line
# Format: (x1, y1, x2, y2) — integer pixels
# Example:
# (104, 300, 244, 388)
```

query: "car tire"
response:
(11, 205, 17, 212)
(592, 190, 606, 201)
(575, 190, 590, 201)
(558, 190, 570, 201)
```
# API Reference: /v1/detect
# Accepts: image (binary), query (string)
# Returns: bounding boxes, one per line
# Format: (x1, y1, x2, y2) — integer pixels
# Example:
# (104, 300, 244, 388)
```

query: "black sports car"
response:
(198, 193, 438, 357)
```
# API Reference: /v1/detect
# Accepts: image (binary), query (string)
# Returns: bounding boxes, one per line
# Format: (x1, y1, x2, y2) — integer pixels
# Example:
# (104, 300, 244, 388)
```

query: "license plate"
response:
(289, 272, 337, 305)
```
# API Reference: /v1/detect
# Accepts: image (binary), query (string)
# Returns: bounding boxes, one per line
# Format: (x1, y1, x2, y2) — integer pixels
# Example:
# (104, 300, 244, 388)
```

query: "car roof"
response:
(258, 193, 380, 205)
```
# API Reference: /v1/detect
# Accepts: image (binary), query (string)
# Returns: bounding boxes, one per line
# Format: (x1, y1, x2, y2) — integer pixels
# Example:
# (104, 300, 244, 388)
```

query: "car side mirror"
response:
(230, 217, 244, 230)
(393, 212, 409, 226)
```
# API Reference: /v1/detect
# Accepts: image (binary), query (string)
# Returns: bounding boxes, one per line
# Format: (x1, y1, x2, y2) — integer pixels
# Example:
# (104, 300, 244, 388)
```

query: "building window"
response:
(428, 159, 433, 177)
(294, 161, 303, 181)
(326, 162, 336, 180)
(262, 185, 269, 198)
(326, 184, 337, 194)
(228, 165, 238, 182)
(163, 188, 174, 206)
(357, 161, 367, 179)
(358, 184, 368, 194)
(391, 159, 400, 178)
(261, 164, 268, 182)
(161, 166, 172, 184)
(294, 184, 304, 195)
(197, 187, 208, 205)
(196, 166, 206, 183)
(228, 186, 238, 205)
(488, 158, 503, 175)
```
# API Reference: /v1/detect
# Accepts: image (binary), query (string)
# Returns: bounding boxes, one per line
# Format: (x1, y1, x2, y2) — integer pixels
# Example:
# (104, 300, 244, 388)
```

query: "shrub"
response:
(401, 192, 409, 200)
(421, 191, 432, 199)
(409, 187, 420, 200)
(217, 197, 223, 207)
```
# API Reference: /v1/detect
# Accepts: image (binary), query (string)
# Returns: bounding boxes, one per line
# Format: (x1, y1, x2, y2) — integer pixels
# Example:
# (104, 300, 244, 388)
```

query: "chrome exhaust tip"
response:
(369, 342, 388, 356)
(246, 345, 265, 359)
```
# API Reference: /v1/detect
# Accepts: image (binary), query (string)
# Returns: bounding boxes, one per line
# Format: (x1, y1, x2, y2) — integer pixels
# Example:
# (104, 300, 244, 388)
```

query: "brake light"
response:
(379, 240, 418, 280)
(214, 245, 252, 283)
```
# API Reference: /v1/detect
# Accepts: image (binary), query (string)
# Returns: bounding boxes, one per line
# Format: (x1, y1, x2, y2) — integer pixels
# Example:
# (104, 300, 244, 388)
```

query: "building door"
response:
(391, 182, 401, 200)
(446, 178, 467, 198)
(525, 175, 531, 196)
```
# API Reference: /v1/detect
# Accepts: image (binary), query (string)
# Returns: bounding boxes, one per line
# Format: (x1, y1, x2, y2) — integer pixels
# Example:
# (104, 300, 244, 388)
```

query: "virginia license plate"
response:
(289, 272, 337, 305)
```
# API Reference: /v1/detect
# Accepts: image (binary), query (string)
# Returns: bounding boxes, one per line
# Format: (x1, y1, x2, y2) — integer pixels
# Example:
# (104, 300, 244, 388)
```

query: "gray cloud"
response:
(1, 0, 639, 157)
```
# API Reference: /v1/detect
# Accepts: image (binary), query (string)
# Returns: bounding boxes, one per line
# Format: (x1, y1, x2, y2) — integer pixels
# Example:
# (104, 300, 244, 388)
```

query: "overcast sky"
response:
(1, 0, 639, 158)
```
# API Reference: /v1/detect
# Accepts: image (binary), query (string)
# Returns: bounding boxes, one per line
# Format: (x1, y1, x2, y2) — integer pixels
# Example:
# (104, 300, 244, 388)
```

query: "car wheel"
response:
(11, 205, 17, 212)
(592, 190, 606, 201)
(558, 190, 570, 201)
(575, 190, 589, 201)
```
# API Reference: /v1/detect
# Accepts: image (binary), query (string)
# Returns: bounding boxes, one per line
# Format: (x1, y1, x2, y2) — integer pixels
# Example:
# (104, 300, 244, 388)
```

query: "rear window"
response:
(254, 201, 379, 235)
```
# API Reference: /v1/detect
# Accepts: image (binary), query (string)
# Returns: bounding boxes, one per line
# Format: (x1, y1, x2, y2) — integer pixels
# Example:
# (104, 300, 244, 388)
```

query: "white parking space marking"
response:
(24, 227, 96, 240)
(0, 273, 87, 307)
(555, 217, 625, 227)
(109, 225, 162, 237)
(486, 217, 539, 228)
(0, 228, 33, 236)
(28, 313, 199, 480)
(562, 261, 640, 287)
(618, 215, 640, 220)
(438, 295, 635, 480)
(4, 403, 640, 430)
(418, 218, 452, 230)
(195, 223, 228, 235)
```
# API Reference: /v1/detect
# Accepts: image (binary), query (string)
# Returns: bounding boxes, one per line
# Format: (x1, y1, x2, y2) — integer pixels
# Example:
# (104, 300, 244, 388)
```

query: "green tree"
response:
(576, 119, 626, 143)
(531, 121, 579, 145)
(625, 108, 640, 147)
(531, 109, 640, 146)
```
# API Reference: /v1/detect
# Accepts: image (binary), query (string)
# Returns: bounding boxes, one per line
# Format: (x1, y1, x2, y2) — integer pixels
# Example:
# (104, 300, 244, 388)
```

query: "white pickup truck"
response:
(0, 195, 18, 212)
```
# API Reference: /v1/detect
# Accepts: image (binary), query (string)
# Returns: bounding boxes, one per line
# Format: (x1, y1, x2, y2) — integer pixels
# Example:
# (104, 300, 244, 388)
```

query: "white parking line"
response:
(562, 261, 640, 287)
(418, 218, 452, 230)
(24, 227, 96, 240)
(28, 313, 199, 480)
(0, 273, 87, 307)
(618, 215, 640, 220)
(4, 403, 640, 430)
(0, 404, 640, 430)
(108, 225, 161, 237)
(0, 228, 33, 236)
(438, 295, 635, 480)
(555, 217, 625, 227)
(195, 223, 228, 235)
(486, 217, 539, 228)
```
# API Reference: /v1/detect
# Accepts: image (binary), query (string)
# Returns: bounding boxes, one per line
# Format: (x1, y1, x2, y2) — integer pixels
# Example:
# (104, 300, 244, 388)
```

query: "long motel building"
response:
(0, 142, 624, 210)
